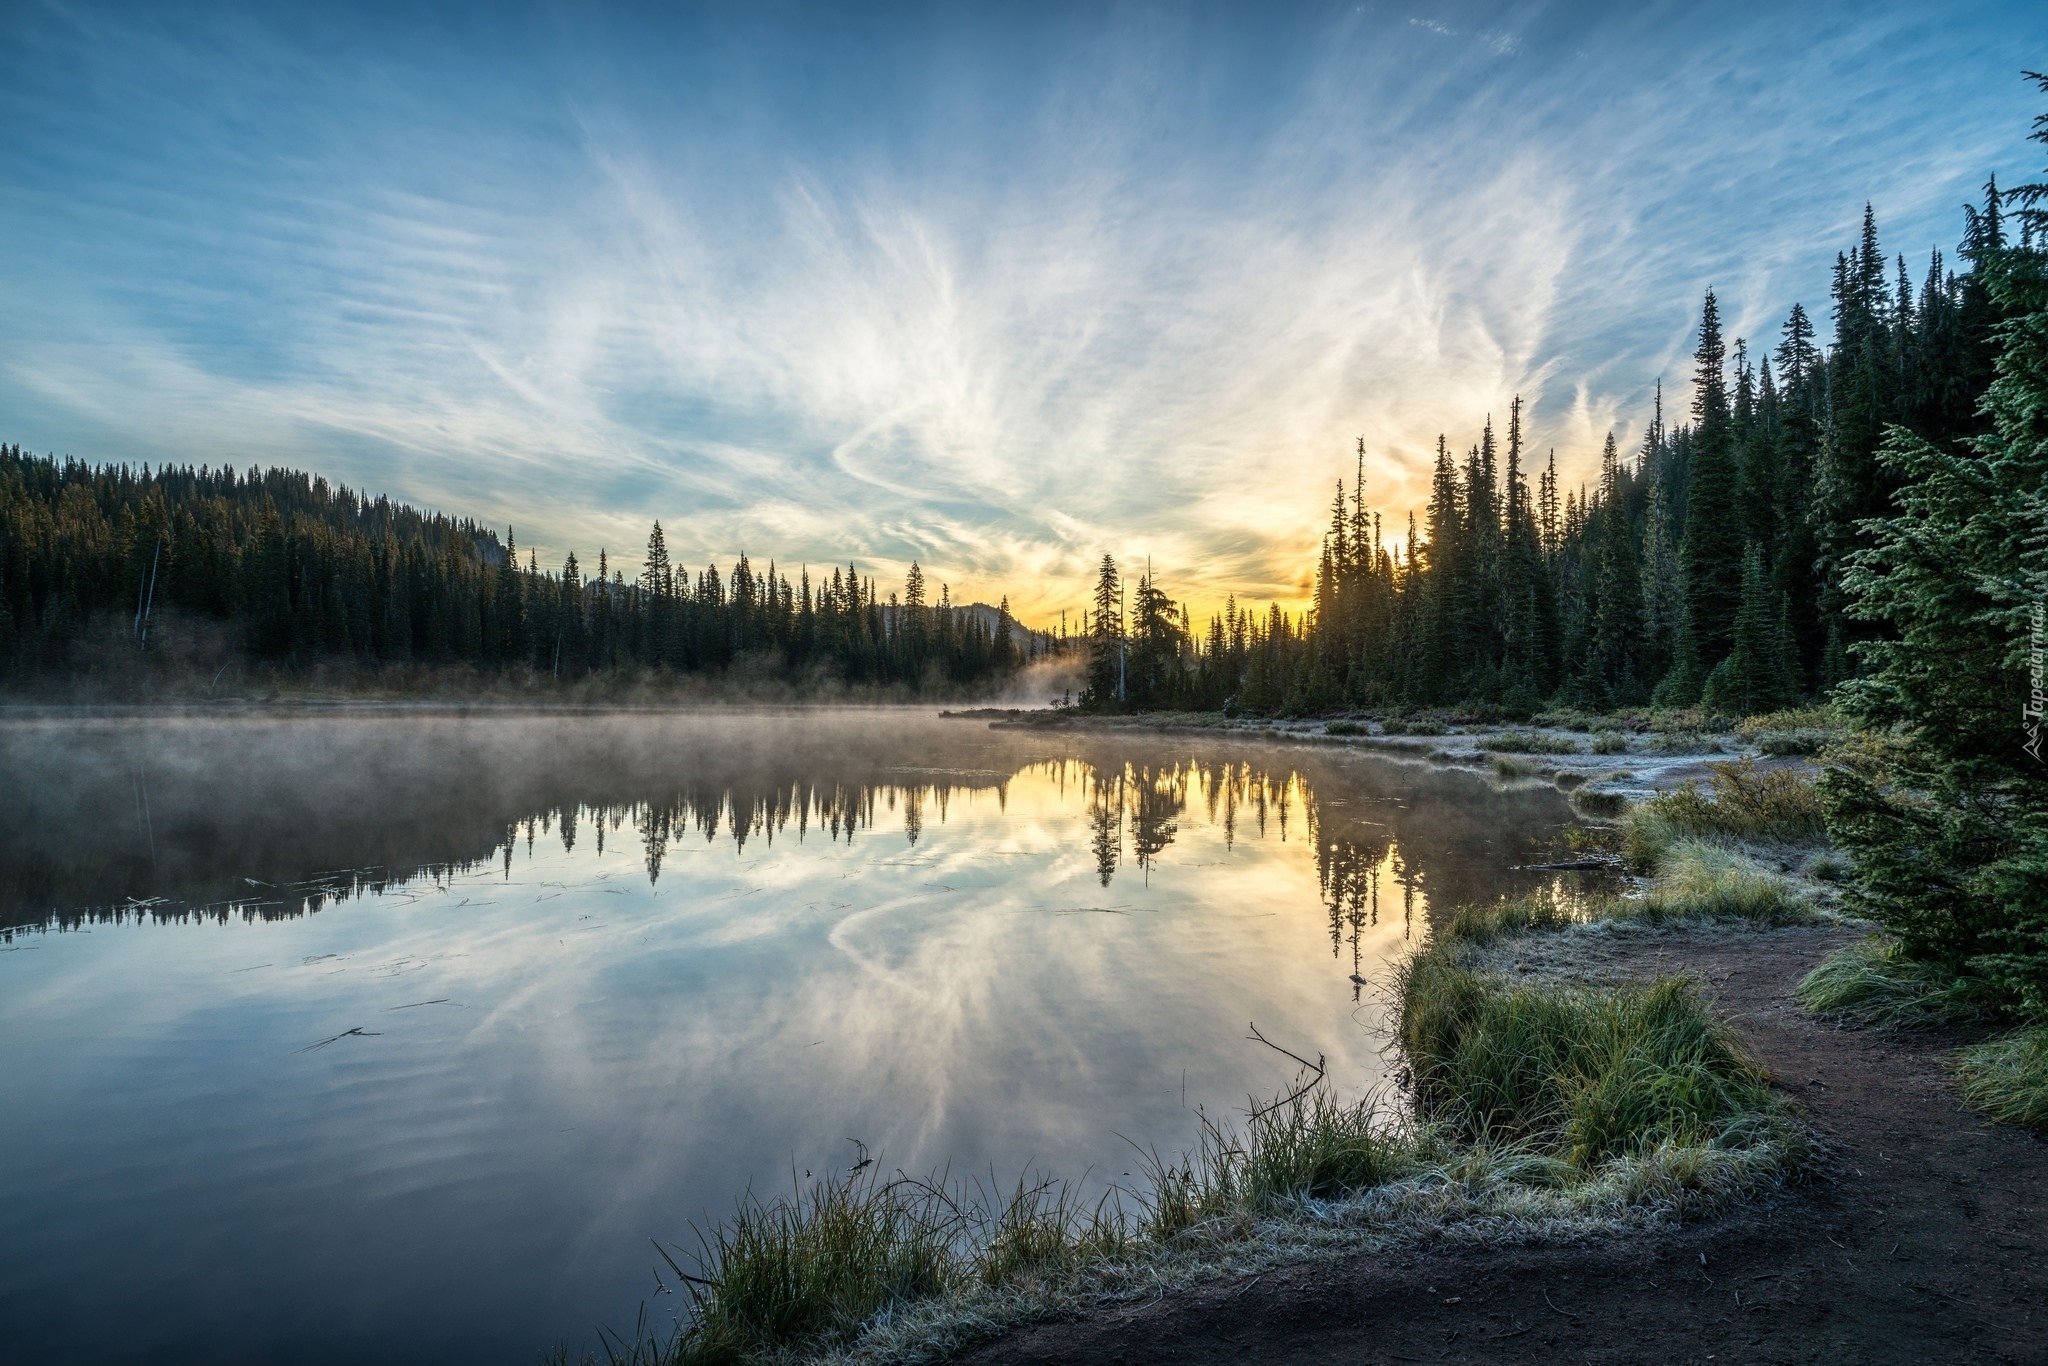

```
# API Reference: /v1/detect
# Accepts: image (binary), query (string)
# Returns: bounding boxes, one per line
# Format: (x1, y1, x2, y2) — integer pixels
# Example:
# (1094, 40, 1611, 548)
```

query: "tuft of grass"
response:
(669, 1168, 957, 1365)
(1569, 787, 1630, 819)
(1644, 730, 1724, 754)
(1324, 720, 1368, 736)
(1481, 731, 1583, 755)
(1794, 938, 1992, 1029)
(1397, 952, 1793, 1168)
(1632, 841, 1812, 925)
(1591, 732, 1631, 755)
(1442, 889, 1582, 946)
(1953, 1027, 2048, 1131)
(1145, 1087, 1414, 1239)
(1491, 755, 1535, 779)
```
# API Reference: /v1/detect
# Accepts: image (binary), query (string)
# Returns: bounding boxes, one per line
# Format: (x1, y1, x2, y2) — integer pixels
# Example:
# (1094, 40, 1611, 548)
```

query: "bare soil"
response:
(962, 927, 2048, 1365)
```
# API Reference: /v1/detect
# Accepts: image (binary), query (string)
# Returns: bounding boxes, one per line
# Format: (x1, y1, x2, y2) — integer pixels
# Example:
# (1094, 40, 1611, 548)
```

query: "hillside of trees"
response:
(0, 454, 1039, 693)
(1078, 183, 2020, 719)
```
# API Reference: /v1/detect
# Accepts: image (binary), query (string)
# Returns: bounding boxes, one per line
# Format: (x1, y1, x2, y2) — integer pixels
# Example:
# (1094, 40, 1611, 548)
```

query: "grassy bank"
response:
(571, 939, 1803, 1361)
(570, 974, 1799, 1366)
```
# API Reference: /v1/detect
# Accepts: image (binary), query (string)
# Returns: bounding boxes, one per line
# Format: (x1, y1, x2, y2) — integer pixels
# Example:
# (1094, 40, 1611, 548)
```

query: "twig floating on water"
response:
(295, 1026, 382, 1053)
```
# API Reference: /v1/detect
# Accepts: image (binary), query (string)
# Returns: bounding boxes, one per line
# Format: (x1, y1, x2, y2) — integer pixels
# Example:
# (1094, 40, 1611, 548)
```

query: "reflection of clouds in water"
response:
(0, 713, 1585, 1363)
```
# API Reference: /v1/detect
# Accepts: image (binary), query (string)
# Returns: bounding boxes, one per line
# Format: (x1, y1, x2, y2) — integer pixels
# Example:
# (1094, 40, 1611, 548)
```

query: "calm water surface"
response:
(0, 710, 1582, 1364)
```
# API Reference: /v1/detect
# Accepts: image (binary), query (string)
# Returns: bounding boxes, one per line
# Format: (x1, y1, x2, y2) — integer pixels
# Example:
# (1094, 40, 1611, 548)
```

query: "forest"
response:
(0, 453, 1036, 691)
(1076, 187, 2019, 719)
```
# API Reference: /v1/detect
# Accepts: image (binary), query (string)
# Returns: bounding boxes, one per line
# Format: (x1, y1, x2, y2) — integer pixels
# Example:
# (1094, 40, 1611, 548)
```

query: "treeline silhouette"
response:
(1078, 179, 2017, 715)
(0, 454, 1036, 690)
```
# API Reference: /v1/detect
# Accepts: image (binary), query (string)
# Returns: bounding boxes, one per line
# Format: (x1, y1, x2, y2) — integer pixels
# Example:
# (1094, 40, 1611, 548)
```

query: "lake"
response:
(0, 710, 1584, 1364)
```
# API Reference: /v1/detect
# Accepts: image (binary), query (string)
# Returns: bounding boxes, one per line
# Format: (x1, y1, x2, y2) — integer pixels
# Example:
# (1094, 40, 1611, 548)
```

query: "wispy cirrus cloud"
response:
(1, 1, 2040, 620)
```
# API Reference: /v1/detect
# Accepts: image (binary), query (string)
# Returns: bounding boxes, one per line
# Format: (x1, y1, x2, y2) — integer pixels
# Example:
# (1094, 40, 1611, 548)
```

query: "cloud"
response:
(2, 1, 2041, 622)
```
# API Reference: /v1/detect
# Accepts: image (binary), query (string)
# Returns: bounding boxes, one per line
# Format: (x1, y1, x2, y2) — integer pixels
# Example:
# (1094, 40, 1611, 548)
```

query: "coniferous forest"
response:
(0, 109, 2038, 728)
(1076, 181, 2025, 720)
(0, 453, 1035, 691)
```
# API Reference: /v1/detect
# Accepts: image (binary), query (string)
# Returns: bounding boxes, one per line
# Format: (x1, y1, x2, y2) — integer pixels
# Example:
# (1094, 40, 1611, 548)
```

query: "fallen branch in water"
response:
(1246, 1022, 1326, 1120)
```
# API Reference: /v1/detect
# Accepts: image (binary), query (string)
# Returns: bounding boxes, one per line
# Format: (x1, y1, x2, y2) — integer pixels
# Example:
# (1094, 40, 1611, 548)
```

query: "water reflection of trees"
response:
(1, 718, 1579, 945)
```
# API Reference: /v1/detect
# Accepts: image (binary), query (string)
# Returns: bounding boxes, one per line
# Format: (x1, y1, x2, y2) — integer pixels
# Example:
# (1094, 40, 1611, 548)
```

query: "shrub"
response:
(1953, 1027, 2048, 1131)
(1324, 720, 1368, 736)
(1491, 756, 1535, 779)
(1638, 759, 1826, 846)
(1591, 733, 1630, 755)
(1733, 708, 1840, 743)
(1381, 718, 1448, 736)
(1482, 732, 1583, 755)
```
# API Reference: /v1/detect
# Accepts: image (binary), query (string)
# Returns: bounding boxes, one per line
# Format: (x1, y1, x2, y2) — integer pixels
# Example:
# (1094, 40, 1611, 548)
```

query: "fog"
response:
(0, 708, 1590, 1365)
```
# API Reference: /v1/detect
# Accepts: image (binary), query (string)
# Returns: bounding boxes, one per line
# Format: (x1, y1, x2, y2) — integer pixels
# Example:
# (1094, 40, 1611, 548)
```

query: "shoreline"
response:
(585, 733, 1912, 1366)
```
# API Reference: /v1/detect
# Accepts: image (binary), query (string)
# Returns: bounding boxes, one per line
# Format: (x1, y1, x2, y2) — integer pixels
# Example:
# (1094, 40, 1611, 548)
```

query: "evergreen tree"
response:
(1670, 290, 1745, 703)
(1821, 84, 2048, 1012)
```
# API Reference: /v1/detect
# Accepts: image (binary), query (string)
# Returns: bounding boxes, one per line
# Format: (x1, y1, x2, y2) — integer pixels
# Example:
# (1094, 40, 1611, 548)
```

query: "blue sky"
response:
(3, 1, 2043, 620)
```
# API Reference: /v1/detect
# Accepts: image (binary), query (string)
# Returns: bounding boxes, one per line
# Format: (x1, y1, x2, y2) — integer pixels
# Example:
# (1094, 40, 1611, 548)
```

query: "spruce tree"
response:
(1703, 543, 1789, 715)
(1821, 84, 2048, 1013)
(1672, 290, 1745, 701)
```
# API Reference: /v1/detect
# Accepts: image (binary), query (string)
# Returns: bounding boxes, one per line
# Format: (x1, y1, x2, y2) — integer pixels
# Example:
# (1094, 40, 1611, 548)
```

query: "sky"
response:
(3, 1, 2044, 624)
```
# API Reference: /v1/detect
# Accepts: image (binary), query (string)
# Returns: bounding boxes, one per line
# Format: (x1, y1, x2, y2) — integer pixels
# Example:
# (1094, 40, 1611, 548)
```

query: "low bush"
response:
(1629, 759, 1826, 854)
(1591, 733, 1630, 755)
(1491, 756, 1535, 779)
(1324, 720, 1368, 736)
(1381, 718, 1448, 736)
(1733, 708, 1840, 744)
(1953, 1027, 2048, 1132)
(1481, 732, 1582, 755)
(1644, 730, 1724, 755)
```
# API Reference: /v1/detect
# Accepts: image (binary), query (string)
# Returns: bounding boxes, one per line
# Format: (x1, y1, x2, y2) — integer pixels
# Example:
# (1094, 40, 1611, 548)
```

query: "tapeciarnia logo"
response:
(2027, 602, 2044, 763)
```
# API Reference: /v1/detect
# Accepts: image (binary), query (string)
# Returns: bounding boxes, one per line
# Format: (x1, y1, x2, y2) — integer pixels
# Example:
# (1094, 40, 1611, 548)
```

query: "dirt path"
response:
(962, 928, 2048, 1365)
